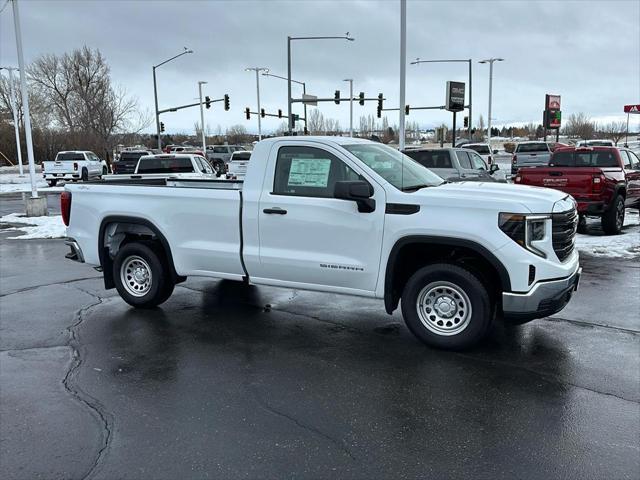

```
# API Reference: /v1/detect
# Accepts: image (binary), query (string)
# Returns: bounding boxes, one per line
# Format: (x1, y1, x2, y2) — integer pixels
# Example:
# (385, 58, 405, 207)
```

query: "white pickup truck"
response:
(62, 137, 581, 349)
(43, 150, 106, 186)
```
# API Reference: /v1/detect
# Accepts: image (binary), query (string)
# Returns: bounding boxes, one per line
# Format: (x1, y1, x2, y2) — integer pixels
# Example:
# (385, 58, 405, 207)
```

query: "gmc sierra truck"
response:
(43, 151, 106, 186)
(62, 137, 581, 350)
(514, 146, 640, 234)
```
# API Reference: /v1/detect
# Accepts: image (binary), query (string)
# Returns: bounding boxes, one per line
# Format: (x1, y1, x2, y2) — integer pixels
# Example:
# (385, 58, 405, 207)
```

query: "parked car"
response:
(463, 143, 498, 165)
(225, 151, 252, 180)
(547, 142, 571, 152)
(43, 151, 105, 186)
(403, 147, 500, 182)
(103, 154, 218, 181)
(206, 145, 245, 171)
(514, 146, 640, 234)
(511, 141, 552, 175)
(62, 137, 581, 350)
(112, 150, 153, 175)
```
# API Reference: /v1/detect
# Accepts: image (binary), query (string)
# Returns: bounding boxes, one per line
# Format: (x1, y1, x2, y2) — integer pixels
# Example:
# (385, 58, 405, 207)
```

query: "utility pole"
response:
(399, 0, 407, 150)
(198, 81, 207, 152)
(344, 78, 353, 137)
(11, 0, 43, 215)
(247, 67, 269, 140)
(0, 66, 24, 176)
(479, 58, 504, 148)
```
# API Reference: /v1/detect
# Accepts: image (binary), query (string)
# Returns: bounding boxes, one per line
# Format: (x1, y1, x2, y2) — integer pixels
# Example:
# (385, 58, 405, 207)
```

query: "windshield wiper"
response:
(401, 184, 432, 192)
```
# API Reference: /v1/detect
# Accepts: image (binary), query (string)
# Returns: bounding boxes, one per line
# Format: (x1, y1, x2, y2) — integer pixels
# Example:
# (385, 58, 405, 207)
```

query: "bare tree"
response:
(564, 112, 595, 140)
(601, 121, 627, 145)
(226, 124, 251, 144)
(475, 115, 486, 141)
(307, 108, 325, 134)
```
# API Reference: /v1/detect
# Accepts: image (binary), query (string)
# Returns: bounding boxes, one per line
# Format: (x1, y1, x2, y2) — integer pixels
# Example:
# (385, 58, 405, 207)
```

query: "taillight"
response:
(61, 191, 72, 226)
(512, 154, 517, 164)
(73, 162, 78, 171)
(592, 174, 604, 193)
(514, 175, 522, 183)
(488, 155, 492, 164)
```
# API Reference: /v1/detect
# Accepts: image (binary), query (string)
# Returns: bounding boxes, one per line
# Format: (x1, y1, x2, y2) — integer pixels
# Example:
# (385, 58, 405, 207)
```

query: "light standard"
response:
(197, 81, 207, 152)
(343, 79, 354, 137)
(246, 67, 269, 140)
(262, 72, 307, 132)
(479, 58, 504, 148)
(153, 47, 193, 149)
(410, 58, 473, 140)
(0, 66, 24, 176)
(287, 33, 354, 133)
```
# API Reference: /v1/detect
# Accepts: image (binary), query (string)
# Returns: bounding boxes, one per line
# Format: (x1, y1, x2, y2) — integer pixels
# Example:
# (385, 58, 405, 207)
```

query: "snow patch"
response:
(0, 213, 66, 239)
(576, 210, 640, 258)
(0, 173, 64, 194)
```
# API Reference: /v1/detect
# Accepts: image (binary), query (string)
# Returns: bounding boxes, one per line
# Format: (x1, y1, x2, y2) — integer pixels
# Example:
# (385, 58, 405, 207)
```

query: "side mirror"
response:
(490, 163, 500, 174)
(334, 180, 375, 213)
(493, 149, 499, 155)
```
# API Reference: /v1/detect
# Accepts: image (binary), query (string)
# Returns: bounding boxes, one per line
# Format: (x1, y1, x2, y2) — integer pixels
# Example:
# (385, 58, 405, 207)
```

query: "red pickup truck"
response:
(514, 146, 640, 234)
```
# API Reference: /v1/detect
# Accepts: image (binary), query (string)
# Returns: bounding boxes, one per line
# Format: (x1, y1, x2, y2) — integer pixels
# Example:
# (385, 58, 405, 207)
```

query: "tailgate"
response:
(44, 161, 77, 174)
(517, 152, 550, 167)
(518, 167, 599, 195)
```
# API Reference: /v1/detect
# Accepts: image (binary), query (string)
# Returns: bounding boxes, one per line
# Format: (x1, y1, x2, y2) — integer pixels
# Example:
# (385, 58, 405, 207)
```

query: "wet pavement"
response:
(0, 229, 639, 479)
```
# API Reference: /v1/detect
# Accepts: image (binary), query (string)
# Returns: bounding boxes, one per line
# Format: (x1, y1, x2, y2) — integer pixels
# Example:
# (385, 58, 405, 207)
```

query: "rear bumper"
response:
(43, 173, 80, 180)
(65, 238, 84, 263)
(502, 267, 581, 322)
(576, 200, 607, 215)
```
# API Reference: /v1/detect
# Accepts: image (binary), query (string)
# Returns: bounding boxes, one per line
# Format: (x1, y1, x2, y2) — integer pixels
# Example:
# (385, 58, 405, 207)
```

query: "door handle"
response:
(263, 207, 287, 215)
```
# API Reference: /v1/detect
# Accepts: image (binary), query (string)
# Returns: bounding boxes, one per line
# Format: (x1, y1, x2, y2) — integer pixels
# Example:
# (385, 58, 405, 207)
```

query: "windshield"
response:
(56, 152, 85, 161)
(343, 143, 444, 191)
(466, 145, 490, 154)
(137, 156, 194, 173)
(516, 143, 548, 153)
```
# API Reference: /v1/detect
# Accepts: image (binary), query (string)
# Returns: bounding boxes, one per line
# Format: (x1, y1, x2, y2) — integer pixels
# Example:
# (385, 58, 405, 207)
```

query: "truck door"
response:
(455, 151, 480, 180)
(622, 150, 640, 205)
(254, 142, 385, 293)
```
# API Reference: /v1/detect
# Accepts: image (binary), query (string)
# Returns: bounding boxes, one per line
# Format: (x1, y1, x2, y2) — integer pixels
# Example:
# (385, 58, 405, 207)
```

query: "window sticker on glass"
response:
(288, 158, 331, 187)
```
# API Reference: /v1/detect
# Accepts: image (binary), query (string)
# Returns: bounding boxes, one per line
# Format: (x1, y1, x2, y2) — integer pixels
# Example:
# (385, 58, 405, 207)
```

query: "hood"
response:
(413, 181, 572, 214)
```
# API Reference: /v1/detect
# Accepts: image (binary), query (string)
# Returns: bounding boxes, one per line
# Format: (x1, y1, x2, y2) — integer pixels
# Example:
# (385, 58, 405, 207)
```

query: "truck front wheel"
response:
(401, 263, 492, 350)
(601, 195, 625, 235)
(113, 243, 174, 308)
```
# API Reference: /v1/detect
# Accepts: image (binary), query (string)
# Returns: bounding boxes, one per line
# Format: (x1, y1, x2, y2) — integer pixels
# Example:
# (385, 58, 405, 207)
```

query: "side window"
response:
(620, 151, 632, 169)
(213, 147, 226, 154)
(470, 152, 487, 170)
(456, 151, 473, 169)
(198, 156, 213, 173)
(628, 151, 639, 168)
(273, 146, 362, 198)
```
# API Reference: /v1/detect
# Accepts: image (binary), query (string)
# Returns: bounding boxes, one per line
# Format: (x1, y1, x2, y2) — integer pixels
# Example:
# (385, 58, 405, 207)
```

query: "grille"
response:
(552, 208, 578, 262)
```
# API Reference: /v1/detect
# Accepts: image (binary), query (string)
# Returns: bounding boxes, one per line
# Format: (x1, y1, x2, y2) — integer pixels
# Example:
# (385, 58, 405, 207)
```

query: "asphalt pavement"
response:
(1, 222, 639, 479)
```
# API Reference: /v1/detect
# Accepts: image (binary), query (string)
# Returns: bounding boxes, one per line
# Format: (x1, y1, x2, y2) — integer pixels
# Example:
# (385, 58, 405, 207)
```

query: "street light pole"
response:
(399, 0, 407, 150)
(0, 66, 24, 176)
(198, 81, 207, 152)
(153, 48, 193, 149)
(344, 79, 353, 137)
(479, 58, 504, 148)
(246, 67, 269, 140)
(287, 33, 354, 134)
(262, 72, 307, 133)
(11, 0, 37, 201)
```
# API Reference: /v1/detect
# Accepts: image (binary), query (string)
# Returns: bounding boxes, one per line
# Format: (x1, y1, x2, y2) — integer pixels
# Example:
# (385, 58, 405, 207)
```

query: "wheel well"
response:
(99, 217, 185, 289)
(384, 238, 510, 314)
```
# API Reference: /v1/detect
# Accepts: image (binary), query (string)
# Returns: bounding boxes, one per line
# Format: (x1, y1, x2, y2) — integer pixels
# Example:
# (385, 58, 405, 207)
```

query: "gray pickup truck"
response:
(404, 148, 500, 182)
(511, 141, 552, 175)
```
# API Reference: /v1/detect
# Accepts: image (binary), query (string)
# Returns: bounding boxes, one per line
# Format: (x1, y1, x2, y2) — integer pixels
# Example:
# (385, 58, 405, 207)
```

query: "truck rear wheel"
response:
(81, 168, 88, 182)
(47, 179, 57, 187)
(601, 195, 625, 235)
(113, 242, 174, 308)
(401, 263, 492, 350)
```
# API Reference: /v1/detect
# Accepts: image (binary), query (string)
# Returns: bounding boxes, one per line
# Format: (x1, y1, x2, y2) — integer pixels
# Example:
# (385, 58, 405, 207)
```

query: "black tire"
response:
(81, 168, 89, 182)
(601, 195, 625, 235)
(577, 214, 587, 234)
(401, 263, 492, 350)
(113, 242, 174, 308)
(102, 166, 108, 176)
(47, 179, 57, 187)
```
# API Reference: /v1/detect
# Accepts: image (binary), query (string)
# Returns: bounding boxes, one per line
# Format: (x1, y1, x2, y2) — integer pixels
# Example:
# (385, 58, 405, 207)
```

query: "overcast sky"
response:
(1, 0, 639, 135)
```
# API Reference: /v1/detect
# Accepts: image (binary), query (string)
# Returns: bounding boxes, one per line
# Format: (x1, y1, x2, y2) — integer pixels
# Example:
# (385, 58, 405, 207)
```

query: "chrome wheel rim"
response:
(416, 281, 472, 336)
(120, 255, 152, 297)
(616, 201, 624, 230)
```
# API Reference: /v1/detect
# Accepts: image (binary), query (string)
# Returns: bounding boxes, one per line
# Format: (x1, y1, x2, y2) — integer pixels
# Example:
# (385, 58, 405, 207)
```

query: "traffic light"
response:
(405, 105, 410, 115)
(463, 116, 469, 128)
(224, 94, 230, 111)
(334, 90, 340, 105)
(160, 122, 165, 132)
(205, 96, 211, 109)
(245, 107, 250, 120)
(359, 92, 365, 106)
(277, 109, 282, 118)
(377, 93, 383, 118)
(260, 108, 266, 118)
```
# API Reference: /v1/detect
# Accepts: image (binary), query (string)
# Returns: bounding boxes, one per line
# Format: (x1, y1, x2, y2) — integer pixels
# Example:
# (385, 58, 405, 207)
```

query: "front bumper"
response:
(502, 267, 581, 322)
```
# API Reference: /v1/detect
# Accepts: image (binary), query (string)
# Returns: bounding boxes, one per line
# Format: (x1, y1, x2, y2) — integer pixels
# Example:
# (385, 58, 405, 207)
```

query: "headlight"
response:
(499, 213, 550, 258)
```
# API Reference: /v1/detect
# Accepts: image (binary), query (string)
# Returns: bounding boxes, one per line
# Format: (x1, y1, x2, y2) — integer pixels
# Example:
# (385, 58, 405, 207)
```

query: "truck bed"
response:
(87, 177, 244, 190)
